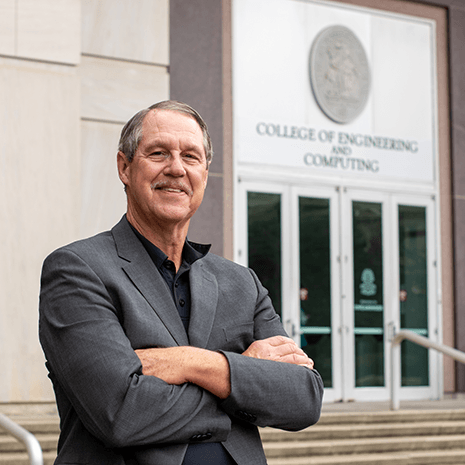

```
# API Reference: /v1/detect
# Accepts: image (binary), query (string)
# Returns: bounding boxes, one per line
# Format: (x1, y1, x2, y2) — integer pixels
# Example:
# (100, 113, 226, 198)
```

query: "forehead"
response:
(141, 110, 204, 149)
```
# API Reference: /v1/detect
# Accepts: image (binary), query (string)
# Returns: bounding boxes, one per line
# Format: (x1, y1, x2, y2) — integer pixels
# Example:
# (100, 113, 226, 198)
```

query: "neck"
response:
(127, 211, 188, 270)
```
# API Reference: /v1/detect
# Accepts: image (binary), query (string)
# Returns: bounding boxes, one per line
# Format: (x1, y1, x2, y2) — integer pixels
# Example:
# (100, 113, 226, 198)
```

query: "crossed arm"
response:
(135, 335, 315, 399)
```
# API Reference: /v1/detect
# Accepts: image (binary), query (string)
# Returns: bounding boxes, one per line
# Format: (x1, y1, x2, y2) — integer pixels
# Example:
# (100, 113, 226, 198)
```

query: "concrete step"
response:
(0, 433, 58, 453)
(260, 420, 465, 441)
(3, 406, 465, 464)
(263, 434, 465, 458)
(0, 451, 56, 465)
(0, 417, 60, 438)
(317, 409, 465, 425)
(0, 415, 59, 464)
(15, 419, 60, 435)
(266, 448, 465, 465)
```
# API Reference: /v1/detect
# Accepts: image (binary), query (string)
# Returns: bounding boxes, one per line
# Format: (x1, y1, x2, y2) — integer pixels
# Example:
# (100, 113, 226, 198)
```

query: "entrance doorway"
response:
(238, 181, 439, 402)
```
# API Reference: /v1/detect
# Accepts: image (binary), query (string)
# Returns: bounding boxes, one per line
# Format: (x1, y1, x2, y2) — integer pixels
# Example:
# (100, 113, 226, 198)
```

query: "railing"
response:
(390, 329, 465, 411)
(0, 412, 43, 465)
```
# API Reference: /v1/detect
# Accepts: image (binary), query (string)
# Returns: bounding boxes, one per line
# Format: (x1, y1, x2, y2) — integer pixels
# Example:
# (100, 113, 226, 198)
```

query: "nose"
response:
(164, 154, 186, 177)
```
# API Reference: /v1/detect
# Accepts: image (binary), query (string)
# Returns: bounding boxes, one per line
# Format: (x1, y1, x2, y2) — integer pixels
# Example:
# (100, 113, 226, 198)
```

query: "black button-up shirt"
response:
(132, 227, 209, 333)
(130, 224, 236, 465)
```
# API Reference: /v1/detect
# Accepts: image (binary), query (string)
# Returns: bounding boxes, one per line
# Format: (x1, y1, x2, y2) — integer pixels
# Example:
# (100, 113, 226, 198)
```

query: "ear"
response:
(117, 151, 130, 187)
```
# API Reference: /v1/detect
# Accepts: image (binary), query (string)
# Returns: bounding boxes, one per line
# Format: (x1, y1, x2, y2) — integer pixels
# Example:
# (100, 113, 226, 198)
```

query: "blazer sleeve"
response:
(219, 269, 324, 431)
(39, 247, 231, 449)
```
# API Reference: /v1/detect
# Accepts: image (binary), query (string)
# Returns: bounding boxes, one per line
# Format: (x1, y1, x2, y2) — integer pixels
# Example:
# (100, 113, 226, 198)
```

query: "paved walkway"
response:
(322, 393, 465, 413)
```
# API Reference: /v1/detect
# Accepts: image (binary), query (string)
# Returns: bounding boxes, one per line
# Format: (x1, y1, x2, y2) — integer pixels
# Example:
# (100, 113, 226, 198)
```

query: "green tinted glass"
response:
(353, 201, 384, 387)
(247, 192, 282, 315)
(299, 197, 332, 387)
(399, 205, 428, 386)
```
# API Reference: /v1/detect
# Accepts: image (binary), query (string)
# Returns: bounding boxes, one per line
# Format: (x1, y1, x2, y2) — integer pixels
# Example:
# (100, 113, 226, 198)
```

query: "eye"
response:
(183, 153, 200, 162)
(149, 150, 167, 159)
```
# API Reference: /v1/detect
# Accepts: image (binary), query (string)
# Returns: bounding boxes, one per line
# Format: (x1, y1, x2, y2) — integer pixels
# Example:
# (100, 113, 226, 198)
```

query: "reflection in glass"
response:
(247, 192, 282, 315)
(299, 197, 332, 387)
(399, 205, 428, 386)
(353, 201, 384, 387)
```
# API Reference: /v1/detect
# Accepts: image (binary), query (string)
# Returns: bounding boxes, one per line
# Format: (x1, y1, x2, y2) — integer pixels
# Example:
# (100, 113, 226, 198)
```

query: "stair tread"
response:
(262, 420, 465, 431)
(264, 434, 465, 458)
(0, 433, 57, 453)
(0, 433, 58, 443)
(0, 451, 56, 465)
(317, 409, 465, 425)
(0, 451, 56, 458)
(260, 421, 465, 441)
(264, 433, 465, 449)
(3, 409, 465, 464)
(0, 422, 60, 435)
(266, 448, 465, 464)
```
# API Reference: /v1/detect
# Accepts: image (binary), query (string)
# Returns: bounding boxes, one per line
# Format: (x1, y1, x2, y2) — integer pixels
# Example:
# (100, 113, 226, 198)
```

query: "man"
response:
(39, 100, 323, 465)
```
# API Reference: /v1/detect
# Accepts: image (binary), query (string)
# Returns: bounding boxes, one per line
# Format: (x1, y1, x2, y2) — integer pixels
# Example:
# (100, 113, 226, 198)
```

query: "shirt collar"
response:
(128, 220, 211, 270)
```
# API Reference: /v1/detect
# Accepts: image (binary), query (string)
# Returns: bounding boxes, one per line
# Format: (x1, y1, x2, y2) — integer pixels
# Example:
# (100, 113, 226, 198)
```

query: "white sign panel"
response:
(233, 0, 437, 183)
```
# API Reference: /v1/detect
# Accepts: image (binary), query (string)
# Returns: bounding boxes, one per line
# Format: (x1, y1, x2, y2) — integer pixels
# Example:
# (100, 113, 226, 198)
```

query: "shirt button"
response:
(179, 299, 185, 307)
(175, 282, 179, 288)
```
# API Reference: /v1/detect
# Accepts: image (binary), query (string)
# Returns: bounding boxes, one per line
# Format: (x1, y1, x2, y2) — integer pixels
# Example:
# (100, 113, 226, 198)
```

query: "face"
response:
(118, 110, 209, 232)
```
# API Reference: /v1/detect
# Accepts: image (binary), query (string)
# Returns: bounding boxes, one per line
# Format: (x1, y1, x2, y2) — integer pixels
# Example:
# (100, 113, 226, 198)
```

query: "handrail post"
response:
(0, 413, 43, 465)
(389, 329, 465, 411)
(390, 335, 401, 411)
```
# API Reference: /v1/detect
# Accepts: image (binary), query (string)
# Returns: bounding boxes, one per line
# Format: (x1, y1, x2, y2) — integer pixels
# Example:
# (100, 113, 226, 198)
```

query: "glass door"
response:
(238, 181, 439, 403)
(342, 191, 390, 401)
(247, 190, 283, 316)
(239, 182, 343, 401)
(343, 190, 438, 401)
(392, 194, 439, 400)
(291, 186, 342, 402)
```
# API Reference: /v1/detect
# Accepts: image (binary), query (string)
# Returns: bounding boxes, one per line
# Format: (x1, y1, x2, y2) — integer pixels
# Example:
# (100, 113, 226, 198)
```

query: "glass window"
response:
(353, 201, 384, 387)
(247, 192, 282, 315)
(398, 205, 428, 386)
(299, 197, 332, 387)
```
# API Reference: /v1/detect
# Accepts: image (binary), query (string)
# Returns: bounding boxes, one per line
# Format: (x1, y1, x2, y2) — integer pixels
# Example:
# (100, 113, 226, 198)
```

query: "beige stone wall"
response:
(79, 0, 169, 238)
(0, 0, 169, 402)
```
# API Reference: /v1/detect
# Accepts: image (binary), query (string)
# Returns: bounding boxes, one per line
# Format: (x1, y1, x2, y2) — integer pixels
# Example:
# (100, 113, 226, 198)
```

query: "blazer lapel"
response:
(188, 260, 218, 348)
(111, 217, 189, 347)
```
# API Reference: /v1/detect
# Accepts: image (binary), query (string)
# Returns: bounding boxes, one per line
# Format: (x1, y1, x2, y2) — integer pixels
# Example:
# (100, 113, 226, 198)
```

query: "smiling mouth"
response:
(161, 187, 183, 193)
(151, 181, 193, 196)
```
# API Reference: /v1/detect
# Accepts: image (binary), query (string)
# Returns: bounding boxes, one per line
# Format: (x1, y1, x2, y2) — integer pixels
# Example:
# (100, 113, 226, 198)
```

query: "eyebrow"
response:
(143, 141, 168, 153)
(144, 141, 205, 157)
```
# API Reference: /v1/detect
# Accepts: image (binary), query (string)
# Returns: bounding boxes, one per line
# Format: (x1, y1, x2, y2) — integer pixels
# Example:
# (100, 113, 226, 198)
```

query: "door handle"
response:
(284, 319, 301, 337)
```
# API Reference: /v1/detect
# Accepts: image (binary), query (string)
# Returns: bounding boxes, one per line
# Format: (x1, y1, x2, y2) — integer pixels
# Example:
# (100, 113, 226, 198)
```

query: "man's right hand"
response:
(135, 346, 231, 399)
(242, 336, 314, 369)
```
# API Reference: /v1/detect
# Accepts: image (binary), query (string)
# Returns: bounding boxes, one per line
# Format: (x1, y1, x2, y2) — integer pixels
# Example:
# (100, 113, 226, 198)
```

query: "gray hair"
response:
(118, 100, 213, 166)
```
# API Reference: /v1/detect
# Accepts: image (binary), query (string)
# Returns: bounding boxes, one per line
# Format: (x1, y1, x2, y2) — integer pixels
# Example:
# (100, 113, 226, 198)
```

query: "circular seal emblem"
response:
(309, 25, 370, 124)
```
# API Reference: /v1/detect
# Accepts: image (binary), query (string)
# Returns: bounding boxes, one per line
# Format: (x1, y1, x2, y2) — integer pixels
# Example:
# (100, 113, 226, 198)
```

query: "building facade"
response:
(1, 0, 464, 404)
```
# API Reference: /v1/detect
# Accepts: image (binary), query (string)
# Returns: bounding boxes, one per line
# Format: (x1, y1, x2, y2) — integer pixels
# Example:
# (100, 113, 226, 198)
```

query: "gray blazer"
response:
(39, 216, 323, 465)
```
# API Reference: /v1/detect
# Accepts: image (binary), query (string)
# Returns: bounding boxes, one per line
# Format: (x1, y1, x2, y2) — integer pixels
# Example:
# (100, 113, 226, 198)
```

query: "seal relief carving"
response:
(310, 25, 370, 124)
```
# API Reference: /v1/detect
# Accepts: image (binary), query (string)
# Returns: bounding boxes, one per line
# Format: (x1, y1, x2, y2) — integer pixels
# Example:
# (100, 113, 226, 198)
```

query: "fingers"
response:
(243, 336, 315, 369)
(300, 358, 315, 370)
(265, 335, 295, 346)
(278, 349, 312, 366)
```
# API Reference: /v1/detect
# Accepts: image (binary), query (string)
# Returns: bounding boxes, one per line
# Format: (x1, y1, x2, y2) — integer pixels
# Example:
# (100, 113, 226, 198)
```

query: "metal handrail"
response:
(0, 412, 43, 465)
(390, 329, 465, 411)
